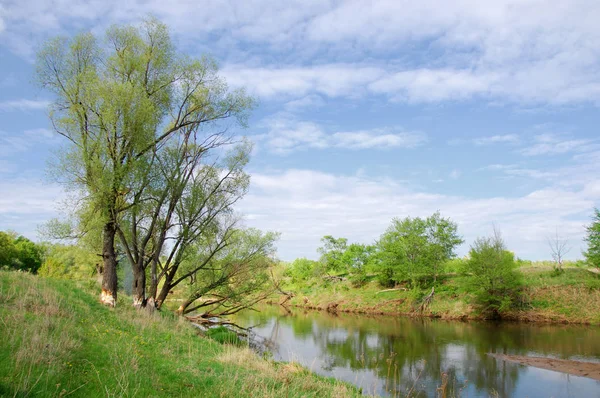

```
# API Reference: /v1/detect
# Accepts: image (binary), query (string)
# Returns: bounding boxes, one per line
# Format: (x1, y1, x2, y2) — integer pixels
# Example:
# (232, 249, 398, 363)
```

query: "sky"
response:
(1, 0, 600, 261)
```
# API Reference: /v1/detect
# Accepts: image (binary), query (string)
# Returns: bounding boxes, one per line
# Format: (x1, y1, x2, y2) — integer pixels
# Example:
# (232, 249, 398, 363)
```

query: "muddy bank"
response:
(489, 353, 600, 381)
(287, 301, 593, 325)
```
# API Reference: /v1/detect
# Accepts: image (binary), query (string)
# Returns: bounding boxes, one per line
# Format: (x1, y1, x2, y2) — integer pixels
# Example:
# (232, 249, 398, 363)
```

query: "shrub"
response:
(350, 272, 368, 288)
(464, 230, 523, 318)
(205, 326, 243, 345)
(584, 208, 600, 268)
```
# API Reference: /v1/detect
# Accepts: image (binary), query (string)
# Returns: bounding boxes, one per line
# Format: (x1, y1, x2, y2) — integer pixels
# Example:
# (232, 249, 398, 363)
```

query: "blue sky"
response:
(1, 0, 600, 260)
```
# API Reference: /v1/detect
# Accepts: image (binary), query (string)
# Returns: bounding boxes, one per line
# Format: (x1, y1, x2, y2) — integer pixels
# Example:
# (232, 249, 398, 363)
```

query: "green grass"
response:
(285, 264, 600, 324)
(0, 271, 360, 397)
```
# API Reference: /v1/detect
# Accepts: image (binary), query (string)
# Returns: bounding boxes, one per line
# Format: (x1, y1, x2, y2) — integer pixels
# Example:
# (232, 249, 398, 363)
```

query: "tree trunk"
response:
(101, 221, 118, 307)
(132, 263, 146, 308)
(147, 262, 159, 309)
(154, 274, 173, 310)
(176, 297, 194, 315)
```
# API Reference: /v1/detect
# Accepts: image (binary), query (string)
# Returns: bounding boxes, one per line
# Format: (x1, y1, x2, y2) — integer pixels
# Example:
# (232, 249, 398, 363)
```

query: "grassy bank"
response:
(283, 264, 600, 325)
(0, 271, 360, 397)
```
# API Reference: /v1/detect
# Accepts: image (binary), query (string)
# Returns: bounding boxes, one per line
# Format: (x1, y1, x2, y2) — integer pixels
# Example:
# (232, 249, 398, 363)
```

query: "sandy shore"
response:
(489, 353, 600, 381)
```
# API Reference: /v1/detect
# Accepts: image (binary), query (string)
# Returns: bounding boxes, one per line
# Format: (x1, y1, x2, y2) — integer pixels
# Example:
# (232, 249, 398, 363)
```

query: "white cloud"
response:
(473, 134, 520, 146)
(369, 69, 497, 102)
(0, 128, 57, 155)
(239, 168, 597, 260)
(2, 1, 599, 104)
(222, 65, 384, 99)
(449, 170, 461, 179)
(0, 178, 66, 240)
(0, 99, 50, 112)
(256, 116, 426, 154)
(284, 95, 325, 111)
(521, 133, 593, 156)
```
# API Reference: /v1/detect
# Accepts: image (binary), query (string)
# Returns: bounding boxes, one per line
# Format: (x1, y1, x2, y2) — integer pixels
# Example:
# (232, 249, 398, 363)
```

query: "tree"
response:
(546, 227, 571, 272)
(176, 228, 279, 316)
(0, 232, 44, 273)
(584, 208, 600, 268)
(37, 18, 253, 306)
(341, 243, 375, 286)
(464, 228, 522, 318)
(317, 236, 348, 275)
(287, 258, 320, 282)
(117, 139, 253, 308)
(0, 232, 16, 268)
(376, 212, 462, 287)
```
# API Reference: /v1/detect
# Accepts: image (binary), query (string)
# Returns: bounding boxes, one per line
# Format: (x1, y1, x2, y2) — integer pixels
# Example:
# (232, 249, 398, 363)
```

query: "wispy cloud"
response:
(0, 128, 57, 155)
(521, 133, 593, 156)
(3, 1, 600, 105)
(257, 116, 426, 154)
(0, 99, 49, 112)
(473, 134, 520, 146)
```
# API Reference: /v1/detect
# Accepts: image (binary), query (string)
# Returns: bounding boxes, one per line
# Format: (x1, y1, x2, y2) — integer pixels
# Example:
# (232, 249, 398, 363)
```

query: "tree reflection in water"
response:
(233, 307, 600, 397)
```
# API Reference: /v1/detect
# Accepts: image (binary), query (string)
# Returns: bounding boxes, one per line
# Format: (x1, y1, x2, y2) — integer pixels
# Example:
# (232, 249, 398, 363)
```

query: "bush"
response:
(38, 244, 97, 280)
(464, 230, 523, 318)
(350, 272, 368, 288)
(443, 257, 468, 274)
(205, 326, 243, 345)
(377, 266, 395, 288)
(584, 208, 600, 268)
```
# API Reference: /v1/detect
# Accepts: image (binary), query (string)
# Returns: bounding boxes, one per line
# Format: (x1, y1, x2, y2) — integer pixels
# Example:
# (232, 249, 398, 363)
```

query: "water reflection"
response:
(232, 306, 600, 397)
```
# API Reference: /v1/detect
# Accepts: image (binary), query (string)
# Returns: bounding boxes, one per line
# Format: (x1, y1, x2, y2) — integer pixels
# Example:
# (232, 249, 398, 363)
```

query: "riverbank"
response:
(0, 271, 360, 397)
(282, 266, 600, 325)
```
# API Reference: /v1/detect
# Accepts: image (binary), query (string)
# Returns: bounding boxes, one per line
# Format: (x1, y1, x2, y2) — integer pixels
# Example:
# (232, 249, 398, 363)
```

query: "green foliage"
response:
(376, 212, 463, 287)
(464, 231, 523, 318)
(443, 257, 469, 274)
(287, 258, 320, 282)
(205, 326, 243, 346)
(342, 243, 375, 274)
(0, 231, 44, 273)
(38, 244, 98, 280)
(584, 208, 600, 268)
(317, 236, 348, 274)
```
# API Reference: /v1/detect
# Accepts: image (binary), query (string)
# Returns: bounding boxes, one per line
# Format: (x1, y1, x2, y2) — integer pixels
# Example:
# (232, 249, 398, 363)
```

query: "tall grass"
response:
(0, 271, 360, 397)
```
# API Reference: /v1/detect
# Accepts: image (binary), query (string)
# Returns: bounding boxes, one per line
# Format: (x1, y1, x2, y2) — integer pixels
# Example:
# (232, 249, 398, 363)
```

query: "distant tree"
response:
(376, 212, 462, 287)
(317, 236, 348, 275)
(38, 244, 97, 279)
(464, 228, 523, 318)
(0, 232, 16, 268)
(341, 243, 375, 286)
(546, 227, 571, 272)
(287, 258, 320, 282)
(584, 208, 600, 268)
(0, 232, 44, 273)
(341, 243, 375, 274)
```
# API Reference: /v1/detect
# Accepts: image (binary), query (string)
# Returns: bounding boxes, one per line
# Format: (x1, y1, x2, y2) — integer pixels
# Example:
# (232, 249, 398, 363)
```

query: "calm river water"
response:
(232, 306, 600, 397)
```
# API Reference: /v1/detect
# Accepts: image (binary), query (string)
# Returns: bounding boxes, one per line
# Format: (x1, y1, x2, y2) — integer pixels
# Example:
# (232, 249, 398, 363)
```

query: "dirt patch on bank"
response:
(489, 354, 600, 381)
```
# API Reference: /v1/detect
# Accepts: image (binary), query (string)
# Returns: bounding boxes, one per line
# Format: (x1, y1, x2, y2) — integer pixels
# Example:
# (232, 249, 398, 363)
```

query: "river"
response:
(231, 306, 600, 397)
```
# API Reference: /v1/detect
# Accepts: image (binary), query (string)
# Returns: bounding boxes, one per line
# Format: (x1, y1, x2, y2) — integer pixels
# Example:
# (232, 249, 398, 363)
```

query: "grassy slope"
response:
(285, 265, 600, 325)
(0, 271, 360, 398)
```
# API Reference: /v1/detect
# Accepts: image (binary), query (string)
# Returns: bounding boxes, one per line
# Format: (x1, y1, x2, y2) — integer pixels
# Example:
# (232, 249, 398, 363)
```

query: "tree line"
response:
(285, 209, 600, 318)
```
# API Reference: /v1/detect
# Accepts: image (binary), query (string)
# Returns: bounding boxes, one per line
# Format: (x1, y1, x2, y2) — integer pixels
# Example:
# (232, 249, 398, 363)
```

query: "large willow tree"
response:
(37, 18, 253, 306)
